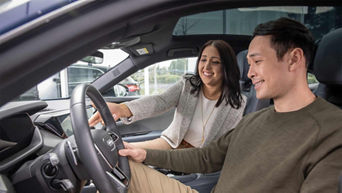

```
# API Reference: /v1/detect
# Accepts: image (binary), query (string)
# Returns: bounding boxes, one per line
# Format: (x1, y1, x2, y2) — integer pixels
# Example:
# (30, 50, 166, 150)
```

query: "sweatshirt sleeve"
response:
(120, 79, 184, 124)
(299, 126, 342, 193)
(300, 147, 342, 192)
(144, 129, 234, 174)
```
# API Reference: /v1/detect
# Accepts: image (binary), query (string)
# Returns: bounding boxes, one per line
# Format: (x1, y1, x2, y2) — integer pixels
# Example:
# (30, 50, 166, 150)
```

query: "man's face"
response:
(247, 35, 290, 100)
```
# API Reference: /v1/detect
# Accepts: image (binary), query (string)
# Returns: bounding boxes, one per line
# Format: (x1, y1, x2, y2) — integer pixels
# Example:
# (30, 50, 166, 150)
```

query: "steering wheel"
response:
(70, 84, 130, 193)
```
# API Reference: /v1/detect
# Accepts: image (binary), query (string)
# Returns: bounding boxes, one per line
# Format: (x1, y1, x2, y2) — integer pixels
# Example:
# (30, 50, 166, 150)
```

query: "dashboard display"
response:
(35, 106, 103, 138)
(0, 114, 35, 161)
(58, 107, 100, 137)
(58, 114, 73, 137)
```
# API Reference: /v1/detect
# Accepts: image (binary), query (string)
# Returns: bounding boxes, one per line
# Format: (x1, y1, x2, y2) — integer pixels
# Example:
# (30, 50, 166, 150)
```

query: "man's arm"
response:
(119, 129, 234, 174)
(300, 147, 342, 193)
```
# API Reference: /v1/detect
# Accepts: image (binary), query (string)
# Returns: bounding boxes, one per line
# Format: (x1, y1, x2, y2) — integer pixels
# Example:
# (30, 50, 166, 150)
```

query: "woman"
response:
(89, 40, 246, 149)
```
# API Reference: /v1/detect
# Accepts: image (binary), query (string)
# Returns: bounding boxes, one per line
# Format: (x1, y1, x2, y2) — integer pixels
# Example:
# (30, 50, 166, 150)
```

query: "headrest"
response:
(236, 50, 249, 82)
(313, 28, 342, 85)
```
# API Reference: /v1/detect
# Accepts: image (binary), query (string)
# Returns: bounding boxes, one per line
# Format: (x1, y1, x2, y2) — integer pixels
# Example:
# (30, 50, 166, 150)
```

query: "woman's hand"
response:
(119, 142, 147, 163)
(88, 102, 132, 127)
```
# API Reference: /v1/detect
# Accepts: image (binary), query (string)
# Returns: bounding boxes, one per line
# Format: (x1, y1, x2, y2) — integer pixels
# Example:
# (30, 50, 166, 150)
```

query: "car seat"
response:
(313, 28, 342, 108)
(311, 28, 342, 193)
(236, 50, 271, 115)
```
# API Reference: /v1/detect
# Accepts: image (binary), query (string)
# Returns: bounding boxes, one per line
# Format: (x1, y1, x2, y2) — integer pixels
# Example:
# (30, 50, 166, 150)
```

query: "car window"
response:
(120, 57, 197, 97)
(308, 72, 319, 91)
(67, 66, 104, 84)
(67, 66, 105, 95)
(16, 48, 128, 100)
(173, 6, 342, 40)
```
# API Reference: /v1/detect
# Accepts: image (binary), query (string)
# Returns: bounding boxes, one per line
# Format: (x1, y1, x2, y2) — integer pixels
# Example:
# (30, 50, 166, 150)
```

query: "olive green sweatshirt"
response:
(145, 97, 342, 193)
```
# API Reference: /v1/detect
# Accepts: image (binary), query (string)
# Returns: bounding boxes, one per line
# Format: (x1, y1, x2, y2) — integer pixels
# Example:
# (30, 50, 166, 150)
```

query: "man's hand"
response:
(119, 142, 147, 163)
(88, 102, 132, 127)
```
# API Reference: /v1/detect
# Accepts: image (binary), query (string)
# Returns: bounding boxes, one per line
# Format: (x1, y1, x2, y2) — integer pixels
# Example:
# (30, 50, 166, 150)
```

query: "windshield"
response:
(15, 48, 129, 101)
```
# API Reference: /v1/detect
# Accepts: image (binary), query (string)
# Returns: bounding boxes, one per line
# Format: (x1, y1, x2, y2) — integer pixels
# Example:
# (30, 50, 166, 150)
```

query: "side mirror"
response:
(81, 51, 104, 64)
(114, 84, 129, 97)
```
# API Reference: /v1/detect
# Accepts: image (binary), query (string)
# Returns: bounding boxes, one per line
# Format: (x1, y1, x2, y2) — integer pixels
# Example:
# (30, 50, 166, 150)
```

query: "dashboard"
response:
(0, 101, 46, 174)
(34, 107, 97, 139)
(0, 100, 99, 174)
(0, 98, 162, 193)
(0, 100, 96, 193)
(0, 113, 35, 161)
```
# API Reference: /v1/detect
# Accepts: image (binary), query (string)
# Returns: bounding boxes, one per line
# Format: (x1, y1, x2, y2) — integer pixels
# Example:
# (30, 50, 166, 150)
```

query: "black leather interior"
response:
(313, 28, 342, 108)
(313, 27, 342, 193)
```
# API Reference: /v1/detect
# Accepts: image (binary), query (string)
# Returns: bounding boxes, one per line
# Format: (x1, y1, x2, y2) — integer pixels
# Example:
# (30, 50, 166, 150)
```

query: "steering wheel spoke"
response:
(108, 166, 129, 186)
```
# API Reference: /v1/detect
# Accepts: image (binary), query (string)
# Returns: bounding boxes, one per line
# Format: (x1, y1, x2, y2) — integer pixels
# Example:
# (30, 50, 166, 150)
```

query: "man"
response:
(119, 18, 342, 193)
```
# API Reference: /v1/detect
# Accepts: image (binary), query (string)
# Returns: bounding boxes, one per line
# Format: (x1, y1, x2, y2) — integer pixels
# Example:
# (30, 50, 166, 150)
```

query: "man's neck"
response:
(273, 88, 316, 113)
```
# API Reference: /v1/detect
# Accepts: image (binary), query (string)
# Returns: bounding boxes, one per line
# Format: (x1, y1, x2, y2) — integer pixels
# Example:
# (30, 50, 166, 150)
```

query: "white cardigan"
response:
(122, 76, 246, 148)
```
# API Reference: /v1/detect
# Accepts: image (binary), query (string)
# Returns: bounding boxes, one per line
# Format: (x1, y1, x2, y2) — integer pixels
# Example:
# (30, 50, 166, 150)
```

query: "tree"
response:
(168, 59, 188, 75)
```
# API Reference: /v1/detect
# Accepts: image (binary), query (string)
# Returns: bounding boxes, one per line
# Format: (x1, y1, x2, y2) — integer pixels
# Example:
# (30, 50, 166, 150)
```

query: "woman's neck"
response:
(202, 85, 222, 100)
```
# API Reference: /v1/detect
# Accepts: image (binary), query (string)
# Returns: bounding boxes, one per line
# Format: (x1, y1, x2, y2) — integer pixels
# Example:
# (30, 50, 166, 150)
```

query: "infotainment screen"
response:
(58, 106, 100, 137)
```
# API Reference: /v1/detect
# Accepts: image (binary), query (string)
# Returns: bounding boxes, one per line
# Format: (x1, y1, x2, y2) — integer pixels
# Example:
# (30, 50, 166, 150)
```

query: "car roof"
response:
(0, 0, 78, 35)
(0, 0, 341, 106)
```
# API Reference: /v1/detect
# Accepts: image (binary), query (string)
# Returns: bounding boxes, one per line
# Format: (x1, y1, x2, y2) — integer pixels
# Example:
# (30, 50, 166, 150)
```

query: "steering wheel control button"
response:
(109, 132, 119, 142)
(103, 135, 116, 151)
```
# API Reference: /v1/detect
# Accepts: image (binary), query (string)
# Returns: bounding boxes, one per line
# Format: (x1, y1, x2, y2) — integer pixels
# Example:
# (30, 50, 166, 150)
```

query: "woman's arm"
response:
(122, 79, 185, 123)
(88, 102, 133, 126)
(89, 79, 185, 126)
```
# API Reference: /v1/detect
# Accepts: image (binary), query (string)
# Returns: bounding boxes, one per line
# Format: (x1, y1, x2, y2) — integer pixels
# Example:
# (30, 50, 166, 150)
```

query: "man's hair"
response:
(253, 17, 315, 67)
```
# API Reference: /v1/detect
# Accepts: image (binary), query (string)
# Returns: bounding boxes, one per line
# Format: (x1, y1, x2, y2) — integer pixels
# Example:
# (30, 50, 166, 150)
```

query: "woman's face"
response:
(198, 45, 223, 88)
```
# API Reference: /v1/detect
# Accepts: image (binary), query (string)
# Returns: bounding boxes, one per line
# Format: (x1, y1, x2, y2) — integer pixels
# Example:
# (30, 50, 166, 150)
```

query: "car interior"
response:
(1, 1, 342, 193)
(313, 28, 342, 108)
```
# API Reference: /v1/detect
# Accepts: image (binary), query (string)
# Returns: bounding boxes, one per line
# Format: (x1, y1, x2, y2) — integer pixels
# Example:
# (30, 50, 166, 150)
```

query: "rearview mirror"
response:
(81, 51, 104, 64)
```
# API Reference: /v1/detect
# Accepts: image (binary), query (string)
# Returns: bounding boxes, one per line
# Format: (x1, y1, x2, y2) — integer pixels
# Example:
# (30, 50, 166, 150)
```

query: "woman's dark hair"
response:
(186, 40, 243, 109)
